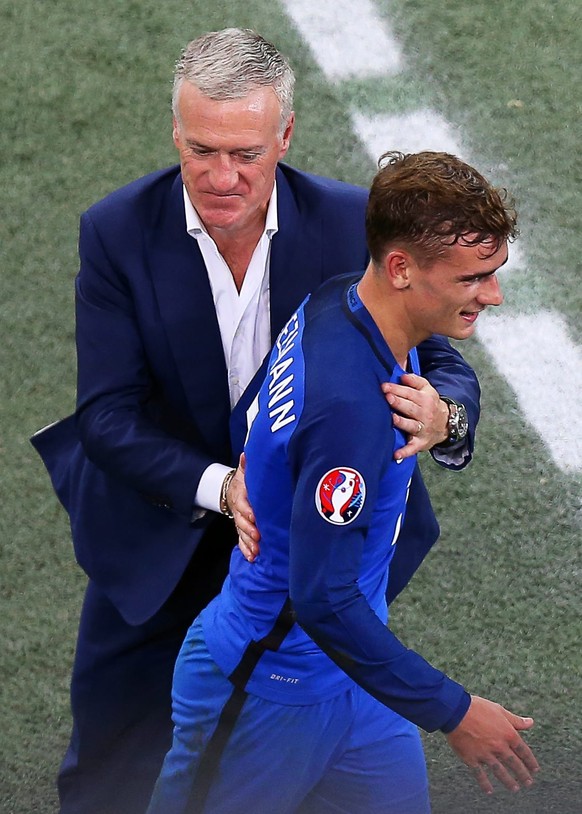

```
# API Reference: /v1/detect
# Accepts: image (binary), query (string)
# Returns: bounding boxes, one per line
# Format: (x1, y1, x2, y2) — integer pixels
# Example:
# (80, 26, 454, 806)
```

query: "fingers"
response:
(393, 438, 421, 462)
(488, 752, 533, 793)
(234, 509, 260, 562)
(237, 530, 259, 562)
(468, 743, 539, 795)
(381, 374, 430, 406)
(512, 737, 540, 776)
(384, 372, 427, 392)
(500, 709, 539, 779)
(382, 379, 449, 450)
(228, 453, 262, 561)
(382, 387, 423, 421)
(392, 411, 425, 438)
(471, 760, 520, 795)
(229, 486, 254, 525)
(470, 765, 494, 796)
(232, 502, 259, 542)
(392, 413, 432, 459)
(233, 507, 257, 537)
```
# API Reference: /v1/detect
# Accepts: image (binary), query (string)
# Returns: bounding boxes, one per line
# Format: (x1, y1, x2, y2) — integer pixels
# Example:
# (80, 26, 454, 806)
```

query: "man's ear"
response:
(279, 112, 295, 158)
(383, 250, 413, 290)
(172, 116, 181, 149)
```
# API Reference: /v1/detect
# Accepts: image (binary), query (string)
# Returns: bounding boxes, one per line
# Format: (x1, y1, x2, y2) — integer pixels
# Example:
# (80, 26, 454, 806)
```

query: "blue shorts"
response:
(147, 619, 430, 814)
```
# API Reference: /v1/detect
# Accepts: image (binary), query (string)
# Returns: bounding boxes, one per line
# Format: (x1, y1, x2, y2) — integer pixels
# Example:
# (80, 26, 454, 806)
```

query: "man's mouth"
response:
(460, 309, 483, 323)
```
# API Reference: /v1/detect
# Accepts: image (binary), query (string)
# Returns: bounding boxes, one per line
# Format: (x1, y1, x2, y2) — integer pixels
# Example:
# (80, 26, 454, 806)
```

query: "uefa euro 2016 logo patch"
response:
(316, 467, 365, 525)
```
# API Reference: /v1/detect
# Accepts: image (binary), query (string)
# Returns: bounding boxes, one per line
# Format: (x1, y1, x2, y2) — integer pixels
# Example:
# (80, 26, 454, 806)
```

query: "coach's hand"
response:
(446, 695, 539, 795)
(228, 454, 261, 562)
(381, 373, 449, 460)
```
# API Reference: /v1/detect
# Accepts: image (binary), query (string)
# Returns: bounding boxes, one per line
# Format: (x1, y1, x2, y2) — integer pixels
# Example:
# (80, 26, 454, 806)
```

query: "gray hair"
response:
(172, 28, 295, 135)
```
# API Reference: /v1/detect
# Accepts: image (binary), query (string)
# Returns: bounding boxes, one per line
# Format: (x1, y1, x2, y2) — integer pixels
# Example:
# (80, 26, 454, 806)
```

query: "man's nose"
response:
(479, 273, 504, 307)
(208, 154, 238, 191)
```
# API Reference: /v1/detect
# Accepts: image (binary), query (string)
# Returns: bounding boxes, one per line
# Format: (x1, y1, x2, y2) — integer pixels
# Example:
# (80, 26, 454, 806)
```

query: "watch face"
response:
(447, 401, 468, 442)
(456, 404, 469, 440)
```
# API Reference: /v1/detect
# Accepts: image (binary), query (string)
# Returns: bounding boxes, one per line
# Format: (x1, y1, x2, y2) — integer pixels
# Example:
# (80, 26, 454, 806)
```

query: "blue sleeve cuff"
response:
(440, 690, 472, 733)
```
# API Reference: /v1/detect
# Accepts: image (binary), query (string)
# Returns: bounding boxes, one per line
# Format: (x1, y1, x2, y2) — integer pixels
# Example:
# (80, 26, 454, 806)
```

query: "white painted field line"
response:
(352, 109, 465, 162)
(280, 0, 402, 80)
(477, 311, 582, 471)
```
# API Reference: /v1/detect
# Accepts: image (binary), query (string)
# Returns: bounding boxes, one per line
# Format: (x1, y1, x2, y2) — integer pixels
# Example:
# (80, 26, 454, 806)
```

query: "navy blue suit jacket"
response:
(32, 162, 479, 625)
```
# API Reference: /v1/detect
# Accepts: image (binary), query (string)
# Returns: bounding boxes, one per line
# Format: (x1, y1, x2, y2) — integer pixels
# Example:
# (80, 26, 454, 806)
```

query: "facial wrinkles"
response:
(178, 86, 280, 155)
(174, 86, 286, 237)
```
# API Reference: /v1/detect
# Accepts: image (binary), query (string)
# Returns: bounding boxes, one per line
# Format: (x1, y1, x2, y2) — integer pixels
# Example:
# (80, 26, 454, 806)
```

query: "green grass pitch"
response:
(1, 1, 581, 811)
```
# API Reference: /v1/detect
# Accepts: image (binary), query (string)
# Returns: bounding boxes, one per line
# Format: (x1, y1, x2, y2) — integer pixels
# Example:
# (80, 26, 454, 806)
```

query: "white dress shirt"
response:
(183, 185, 278, 513)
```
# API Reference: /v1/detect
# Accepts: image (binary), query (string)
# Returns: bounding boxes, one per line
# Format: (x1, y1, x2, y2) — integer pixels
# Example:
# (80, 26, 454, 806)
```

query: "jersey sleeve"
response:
(287, 390, 470, 733)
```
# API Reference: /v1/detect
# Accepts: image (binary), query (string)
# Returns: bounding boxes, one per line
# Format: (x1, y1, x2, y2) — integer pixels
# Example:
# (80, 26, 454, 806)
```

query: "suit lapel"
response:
(269, 165, 325, 341)
(148, 173, 231, 449)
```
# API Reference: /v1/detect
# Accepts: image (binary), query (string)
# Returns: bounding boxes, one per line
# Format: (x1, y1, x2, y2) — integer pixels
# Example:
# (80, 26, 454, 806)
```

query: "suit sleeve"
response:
(74, 211, 214, 518)
(416, 334, 481, 470)
(287, 394, 470, 733)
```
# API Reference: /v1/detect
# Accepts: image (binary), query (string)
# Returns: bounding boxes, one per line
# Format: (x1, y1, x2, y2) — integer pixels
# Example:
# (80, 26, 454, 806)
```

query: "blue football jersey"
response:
(203, 275, 470, 733)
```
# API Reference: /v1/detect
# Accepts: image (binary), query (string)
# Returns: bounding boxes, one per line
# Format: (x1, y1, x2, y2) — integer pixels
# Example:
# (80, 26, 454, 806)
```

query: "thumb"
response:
(504, 709, 535, 731)
(239, 452, 246, 473)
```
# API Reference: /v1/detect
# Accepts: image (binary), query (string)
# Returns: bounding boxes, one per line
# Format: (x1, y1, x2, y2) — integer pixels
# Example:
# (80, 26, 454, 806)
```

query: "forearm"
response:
(416, 334, 480, 431)
(294, 594, 470, 732)
(416, 334, 480, 468)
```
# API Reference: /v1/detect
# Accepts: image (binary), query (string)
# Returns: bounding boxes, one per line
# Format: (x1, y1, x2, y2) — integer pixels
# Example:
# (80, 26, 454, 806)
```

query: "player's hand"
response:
(445, 695, 539, 795)
(381, 373, 449, 461)
(227, 454, 261, 561)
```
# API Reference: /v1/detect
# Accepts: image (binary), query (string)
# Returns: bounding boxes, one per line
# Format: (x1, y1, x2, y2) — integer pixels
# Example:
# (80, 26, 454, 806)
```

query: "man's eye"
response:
(189, 146, 213, 157)
(238, 152, 260, 162)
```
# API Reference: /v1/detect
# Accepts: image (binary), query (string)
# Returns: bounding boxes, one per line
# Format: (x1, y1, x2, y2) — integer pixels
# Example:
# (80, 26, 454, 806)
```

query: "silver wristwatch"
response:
(440, 397, 469, 445)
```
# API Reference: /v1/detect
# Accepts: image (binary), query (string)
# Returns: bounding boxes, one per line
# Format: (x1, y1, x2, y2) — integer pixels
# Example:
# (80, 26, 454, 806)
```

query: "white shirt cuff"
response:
(431, 438, 470, 467)
(194, 463, 233, 513)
